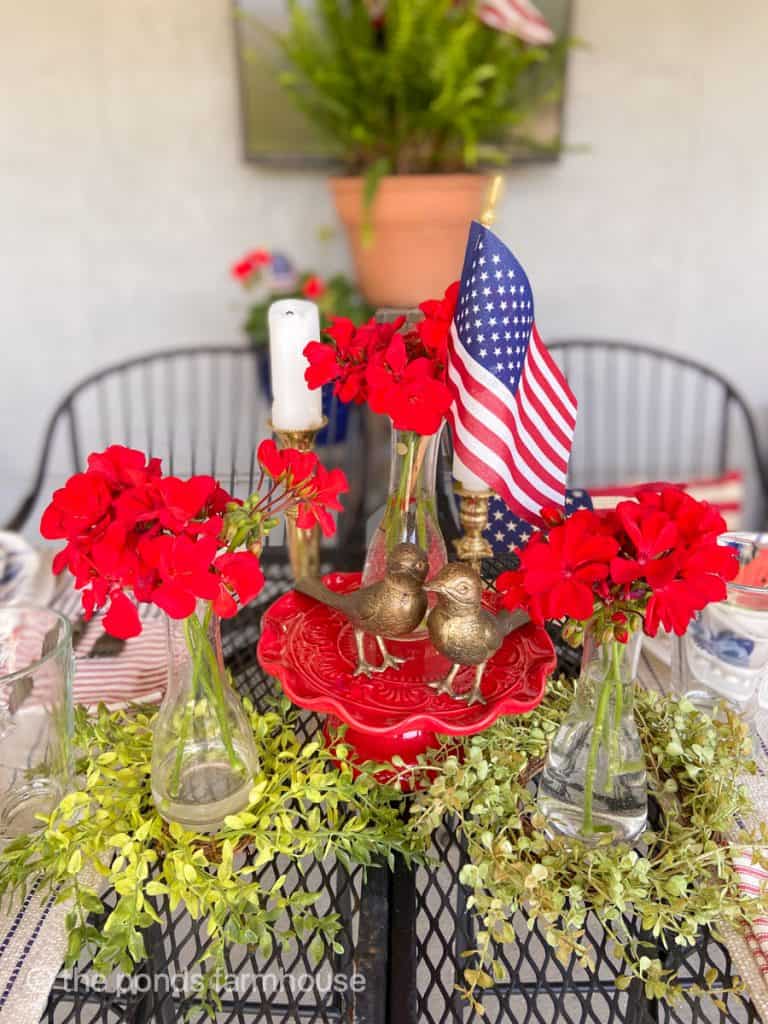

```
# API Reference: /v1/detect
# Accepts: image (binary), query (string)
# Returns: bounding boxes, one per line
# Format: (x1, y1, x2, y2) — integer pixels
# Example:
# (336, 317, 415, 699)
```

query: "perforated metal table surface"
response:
(41, 557, 758, 1024)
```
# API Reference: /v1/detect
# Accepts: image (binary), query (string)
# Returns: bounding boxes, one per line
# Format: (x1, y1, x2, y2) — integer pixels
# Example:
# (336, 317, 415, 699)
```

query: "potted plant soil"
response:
(277, 0, 568, 307)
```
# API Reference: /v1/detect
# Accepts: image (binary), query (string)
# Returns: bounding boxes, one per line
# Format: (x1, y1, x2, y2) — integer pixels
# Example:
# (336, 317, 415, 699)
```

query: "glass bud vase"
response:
(362, 422, 448, 627)
(537, 632, 648, 843)
(151, 603, 259, 833)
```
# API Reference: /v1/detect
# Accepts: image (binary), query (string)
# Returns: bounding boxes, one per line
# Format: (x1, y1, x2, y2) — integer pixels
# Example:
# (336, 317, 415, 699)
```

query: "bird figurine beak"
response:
(424, 580, 444, 595)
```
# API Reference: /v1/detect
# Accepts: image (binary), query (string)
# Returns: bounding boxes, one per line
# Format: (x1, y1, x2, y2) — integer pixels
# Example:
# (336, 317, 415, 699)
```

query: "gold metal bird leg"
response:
(429, 663, 461, 698)
(353, 629, 380, 678)
(375, 636, 406, 672)
(464, 663, 488, 707)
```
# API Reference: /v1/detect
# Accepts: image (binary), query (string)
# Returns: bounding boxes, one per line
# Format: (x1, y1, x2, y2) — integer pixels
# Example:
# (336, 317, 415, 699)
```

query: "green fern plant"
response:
(277, 0, 568, 177)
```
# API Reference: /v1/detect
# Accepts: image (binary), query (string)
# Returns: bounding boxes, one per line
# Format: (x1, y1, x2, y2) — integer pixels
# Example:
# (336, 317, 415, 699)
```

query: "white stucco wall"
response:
(1, 0, 766, 525)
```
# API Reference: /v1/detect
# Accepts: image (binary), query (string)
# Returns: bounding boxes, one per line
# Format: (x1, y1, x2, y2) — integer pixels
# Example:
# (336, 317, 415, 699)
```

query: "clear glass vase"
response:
(151, 603, 259, 832)
(0, 606, 73, 840)
(537, 632, 648, 843)
(362, 422, 448, 626)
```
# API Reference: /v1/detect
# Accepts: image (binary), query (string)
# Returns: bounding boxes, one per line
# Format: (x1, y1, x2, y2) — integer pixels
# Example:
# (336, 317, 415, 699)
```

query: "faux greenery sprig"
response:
(0, 698, 414, 1013)
(0, 685, 766, 1018)
(407, 679, 768, 1015)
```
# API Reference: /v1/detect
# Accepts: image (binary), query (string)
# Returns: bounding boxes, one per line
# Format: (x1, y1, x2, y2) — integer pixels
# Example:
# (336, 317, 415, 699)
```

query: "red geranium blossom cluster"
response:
(497, 487, 739, 640)
(255, 439, 348, 537)
(303, 282, 459, 435)
(230, 248, 272, 282)
(41, 444, 348, 640)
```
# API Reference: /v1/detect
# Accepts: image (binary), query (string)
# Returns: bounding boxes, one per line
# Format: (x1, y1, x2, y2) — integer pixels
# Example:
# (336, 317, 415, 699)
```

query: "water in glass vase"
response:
(538, 633, 648, 843)
(151, 604, 259, 833)
(153, 741, 255, 832)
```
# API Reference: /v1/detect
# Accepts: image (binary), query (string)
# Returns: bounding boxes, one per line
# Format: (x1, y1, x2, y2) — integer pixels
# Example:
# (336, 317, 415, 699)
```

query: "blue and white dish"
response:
(0, 532, 56, 607)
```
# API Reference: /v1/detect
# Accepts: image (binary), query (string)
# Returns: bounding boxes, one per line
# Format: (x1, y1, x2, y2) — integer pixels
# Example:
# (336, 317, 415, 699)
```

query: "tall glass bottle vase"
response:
(151, 603, 259, 832)
(537, 632, 648, 843)
(362, 422, 448, 601)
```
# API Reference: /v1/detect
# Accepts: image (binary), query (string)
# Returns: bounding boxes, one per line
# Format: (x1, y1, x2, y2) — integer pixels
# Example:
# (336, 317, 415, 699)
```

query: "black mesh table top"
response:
(41, 557, 758, 1024)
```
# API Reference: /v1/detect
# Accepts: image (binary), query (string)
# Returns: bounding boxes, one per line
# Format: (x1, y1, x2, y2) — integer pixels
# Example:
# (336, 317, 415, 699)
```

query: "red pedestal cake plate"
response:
(257, 572, 556, 772)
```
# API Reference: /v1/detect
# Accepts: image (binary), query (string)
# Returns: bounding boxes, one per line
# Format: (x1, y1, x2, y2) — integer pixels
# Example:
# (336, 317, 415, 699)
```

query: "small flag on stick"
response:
(448, 222, 577, 523)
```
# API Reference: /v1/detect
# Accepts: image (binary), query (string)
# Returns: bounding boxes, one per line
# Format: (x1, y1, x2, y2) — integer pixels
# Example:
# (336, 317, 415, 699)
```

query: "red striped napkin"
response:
(71, 614, 168, 709)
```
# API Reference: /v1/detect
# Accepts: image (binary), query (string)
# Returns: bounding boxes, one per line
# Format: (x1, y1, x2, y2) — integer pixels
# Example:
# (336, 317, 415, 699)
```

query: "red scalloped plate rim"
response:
(257, 574, 556, 738)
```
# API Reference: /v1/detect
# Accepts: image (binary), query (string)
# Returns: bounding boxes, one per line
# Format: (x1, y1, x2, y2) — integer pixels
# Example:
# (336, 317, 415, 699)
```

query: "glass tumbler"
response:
(673, 533, 768, 716)
(0, 606, 73, 838)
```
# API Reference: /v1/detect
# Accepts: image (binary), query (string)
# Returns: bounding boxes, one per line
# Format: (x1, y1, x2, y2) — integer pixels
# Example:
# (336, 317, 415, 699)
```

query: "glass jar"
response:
(0, 606, 73, 839)
(538, 631, 647, 843)
(151, 603, 259, 832)
(673, 532, 768, 718)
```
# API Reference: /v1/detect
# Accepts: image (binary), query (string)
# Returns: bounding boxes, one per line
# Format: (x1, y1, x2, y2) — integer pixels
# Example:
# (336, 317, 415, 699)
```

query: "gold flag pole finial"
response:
(480, 175, 504, 229)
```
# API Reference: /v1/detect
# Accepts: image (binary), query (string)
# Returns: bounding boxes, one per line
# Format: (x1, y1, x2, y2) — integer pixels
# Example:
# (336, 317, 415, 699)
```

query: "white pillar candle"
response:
(268, 299, 324, 431)
(453, 452, 491, 493)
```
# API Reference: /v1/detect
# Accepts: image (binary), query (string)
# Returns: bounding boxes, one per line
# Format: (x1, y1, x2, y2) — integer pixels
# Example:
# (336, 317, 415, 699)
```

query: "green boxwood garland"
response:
(0, 698, 415, 1013)
(0, 683, 766, 1018)
(407, 677, 768, 1013)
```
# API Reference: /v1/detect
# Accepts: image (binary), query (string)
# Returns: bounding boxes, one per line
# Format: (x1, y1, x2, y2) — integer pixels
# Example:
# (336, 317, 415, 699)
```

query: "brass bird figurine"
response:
(425, 563, 529, 706)
(295, 543, 429, 678)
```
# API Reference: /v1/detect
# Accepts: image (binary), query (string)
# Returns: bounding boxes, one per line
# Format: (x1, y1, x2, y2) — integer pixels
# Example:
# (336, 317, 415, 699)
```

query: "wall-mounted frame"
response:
(233, 0, 574, 170)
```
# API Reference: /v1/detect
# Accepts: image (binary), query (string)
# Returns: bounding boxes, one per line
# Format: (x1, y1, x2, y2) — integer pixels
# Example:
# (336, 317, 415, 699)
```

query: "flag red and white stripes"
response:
(448, 221, 577, 521)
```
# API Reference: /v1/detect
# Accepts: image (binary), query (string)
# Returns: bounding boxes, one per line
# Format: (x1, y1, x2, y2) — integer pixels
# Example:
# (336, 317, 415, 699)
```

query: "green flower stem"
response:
(196, 618, 241, 774)
(610, 641, 625, 776)
(169, 607, 242, 798)
(384, 431, 431, 552)
(384, 493, 401, 552)
(169, 613, 209, 797)
(415, 489, 428, 551)
(582, 676, 612, 836)
(582, 640, 624, 836)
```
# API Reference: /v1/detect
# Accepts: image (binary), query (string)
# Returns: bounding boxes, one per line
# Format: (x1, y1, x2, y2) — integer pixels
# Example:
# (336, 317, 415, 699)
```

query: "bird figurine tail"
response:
(496, 608, 530, 637)
(295, 576, 347, 612)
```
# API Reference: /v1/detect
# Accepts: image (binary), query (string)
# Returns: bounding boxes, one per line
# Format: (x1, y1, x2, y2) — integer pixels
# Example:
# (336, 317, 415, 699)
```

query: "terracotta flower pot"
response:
(329, 174, 491, 308)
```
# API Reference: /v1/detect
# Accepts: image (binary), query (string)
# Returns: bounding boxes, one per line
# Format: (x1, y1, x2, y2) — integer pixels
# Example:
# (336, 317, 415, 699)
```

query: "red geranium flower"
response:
(304, 340, 342, 391)
(303, 303, 454, 434)
(367, 336, 452, 435)
(40, 473, 112, 540)
(214, 551, 265, 617)
(295, 464, 349, 537)
(417, 280, 459, 359)
(518, 510, 620, 621)
(643, 540, 739, 636)
(156, 476, 228, 535)
(103, 590, 142, 639)
(87, 446, 161, 490)
(41, 442, 345, 637)
(148, 534, 221, 619)
(636, 487, 728, 546)
(609, 501, 679, 585)
(257, 440, 319, 487)
(231, 249, 271, 281)
(302, 275, 326, 300)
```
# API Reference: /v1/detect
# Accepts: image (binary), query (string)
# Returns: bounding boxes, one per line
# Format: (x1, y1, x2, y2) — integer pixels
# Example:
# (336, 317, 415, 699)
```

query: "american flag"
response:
(484, 489, 593, 556)
(477, 0, 555, 46)
(448, 221, 578, 522)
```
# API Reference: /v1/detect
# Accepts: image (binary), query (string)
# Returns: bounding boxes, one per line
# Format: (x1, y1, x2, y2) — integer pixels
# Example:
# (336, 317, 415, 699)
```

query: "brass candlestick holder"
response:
(270, 418, 327, 581)
(453, 485, 494, 576)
